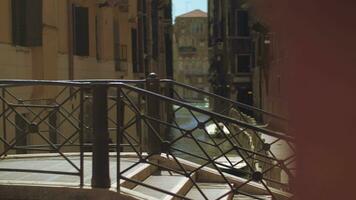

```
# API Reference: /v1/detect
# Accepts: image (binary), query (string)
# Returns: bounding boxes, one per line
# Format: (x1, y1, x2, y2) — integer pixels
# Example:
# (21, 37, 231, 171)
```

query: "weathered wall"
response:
(0, 0, 159, 155)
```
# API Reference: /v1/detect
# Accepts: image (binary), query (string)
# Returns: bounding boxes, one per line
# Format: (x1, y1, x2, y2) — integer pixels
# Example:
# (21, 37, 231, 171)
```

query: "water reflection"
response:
(169, 102, 238, 165)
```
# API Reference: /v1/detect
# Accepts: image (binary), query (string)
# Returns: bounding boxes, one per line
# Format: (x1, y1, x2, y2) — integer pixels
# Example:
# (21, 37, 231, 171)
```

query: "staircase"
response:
(118, 155, 276, 200)
(0, 77, 295, 200)
(129, 170, 271, 200)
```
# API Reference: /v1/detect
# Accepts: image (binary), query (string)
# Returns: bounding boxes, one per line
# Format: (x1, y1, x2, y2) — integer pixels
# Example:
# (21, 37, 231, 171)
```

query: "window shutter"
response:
(237, 10, 249, 37)
(11, 0, 26, 45)
(12, 0, 42, 46)
(131, 28, 139, 73)
(73, 6, 89, 56)
(26, 0, 42, 46)
(113, 20, 120, 71)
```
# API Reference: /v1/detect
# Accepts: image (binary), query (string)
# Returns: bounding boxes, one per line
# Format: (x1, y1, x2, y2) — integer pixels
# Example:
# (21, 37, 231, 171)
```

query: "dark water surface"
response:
(168, 103, 238, 165)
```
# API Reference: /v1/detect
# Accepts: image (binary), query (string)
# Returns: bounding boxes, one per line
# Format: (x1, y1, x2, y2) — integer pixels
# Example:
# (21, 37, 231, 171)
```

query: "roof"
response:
(176, 9, 207, 18)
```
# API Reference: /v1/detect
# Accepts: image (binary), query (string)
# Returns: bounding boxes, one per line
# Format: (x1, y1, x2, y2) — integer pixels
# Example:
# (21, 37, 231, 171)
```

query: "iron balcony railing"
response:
(0, 75, 295, 200)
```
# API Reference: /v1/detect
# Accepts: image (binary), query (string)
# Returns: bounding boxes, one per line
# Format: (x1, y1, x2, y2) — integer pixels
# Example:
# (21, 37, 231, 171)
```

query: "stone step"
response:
(119, 162, 158, 189)
(233, 195, 272, 200)
(132, 171, 195, 200)
(185, 183, 233, 200)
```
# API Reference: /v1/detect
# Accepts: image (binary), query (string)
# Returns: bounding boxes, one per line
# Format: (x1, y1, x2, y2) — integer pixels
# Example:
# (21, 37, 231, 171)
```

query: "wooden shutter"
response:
(131, 28, 139, 73)
(26, 0, 42, 46)
(237, 10, 249, 37)
(12, 0, 42, 46)
(12, 0, 26, 45)
(73, 6, 89, 56)
(113, 20, 120, 71)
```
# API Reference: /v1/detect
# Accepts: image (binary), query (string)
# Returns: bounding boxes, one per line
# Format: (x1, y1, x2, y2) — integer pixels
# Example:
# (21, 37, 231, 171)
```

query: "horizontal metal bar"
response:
(7, 103, 59, 109)
(116, 83, 294, 142)
(0, 168, 80, 176)
(74, 79, 146, 84)
(161, 79, 287, 121)
(0, 80, 90, 87)
(21, 98, 55, 102)
(13, 143, 139, 149)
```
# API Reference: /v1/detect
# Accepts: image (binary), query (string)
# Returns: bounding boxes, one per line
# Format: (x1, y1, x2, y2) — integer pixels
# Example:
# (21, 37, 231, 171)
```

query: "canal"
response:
(168, 102, 241, 166)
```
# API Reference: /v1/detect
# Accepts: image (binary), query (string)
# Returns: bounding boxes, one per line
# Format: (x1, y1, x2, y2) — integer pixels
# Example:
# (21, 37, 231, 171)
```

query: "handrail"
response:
(116, 83, 294, 142)
(116, 81, 295, 199)
(161, 79, 288, 121)
(0, 79, 295, 199)
(0, 79, 292, 142)
(0, 79, 144, 88)
(0, 80, 90, 87)
(0, 79, 287, 122)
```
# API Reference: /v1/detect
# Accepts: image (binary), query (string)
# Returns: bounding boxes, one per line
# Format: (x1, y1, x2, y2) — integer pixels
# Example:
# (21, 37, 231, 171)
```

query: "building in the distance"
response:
(208, 0, 254, 113)
(173, 9, 209, 100)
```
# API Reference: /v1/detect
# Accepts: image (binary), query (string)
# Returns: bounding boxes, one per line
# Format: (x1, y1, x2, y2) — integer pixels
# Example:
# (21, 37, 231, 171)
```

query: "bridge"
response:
(0, 74, 295, 200)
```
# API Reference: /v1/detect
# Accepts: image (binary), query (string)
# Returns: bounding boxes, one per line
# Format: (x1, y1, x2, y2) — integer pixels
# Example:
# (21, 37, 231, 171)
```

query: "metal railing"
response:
(0, 75, 295, 200)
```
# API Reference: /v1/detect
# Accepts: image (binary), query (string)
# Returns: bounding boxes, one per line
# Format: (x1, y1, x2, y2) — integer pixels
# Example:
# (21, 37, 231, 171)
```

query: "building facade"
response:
(0, 0, 172, 83)
(173, 10, 209, 100)
(0, 0, 173, 153)
(208, 0, 253, 111)
(208, 0, 287, 131)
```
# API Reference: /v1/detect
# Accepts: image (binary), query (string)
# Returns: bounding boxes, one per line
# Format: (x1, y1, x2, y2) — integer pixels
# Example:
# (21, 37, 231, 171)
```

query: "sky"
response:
(172, 0, 207, 22)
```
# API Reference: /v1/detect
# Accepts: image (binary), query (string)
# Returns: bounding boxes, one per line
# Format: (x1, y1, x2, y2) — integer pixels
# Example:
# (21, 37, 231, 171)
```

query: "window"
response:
(120, 45, 128, 61)
(198, 77, 203, 83)
(113, 19, 120, 71)
(232, 54, 251, 73)
(236, 10, 249, 36)
(73, 6, 89, 56)
(95, 16, 100, 60)
(12, 0, 42, 46)
(151, 1, 158, 60)
(131, 28, 141, 73)
(192, 23, 198, 33)
(237, 55, 251, 73)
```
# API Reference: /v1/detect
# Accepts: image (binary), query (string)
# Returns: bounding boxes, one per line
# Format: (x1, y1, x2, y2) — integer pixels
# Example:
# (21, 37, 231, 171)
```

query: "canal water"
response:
(168, 102, 239, 165)
(167, 101, 293, 185)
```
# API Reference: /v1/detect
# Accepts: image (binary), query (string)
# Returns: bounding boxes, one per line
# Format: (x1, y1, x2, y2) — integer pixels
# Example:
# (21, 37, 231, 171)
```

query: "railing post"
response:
(91, 84, 111, 188)
(146, 73, 162, 154)
(116, 86, 124, 192)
